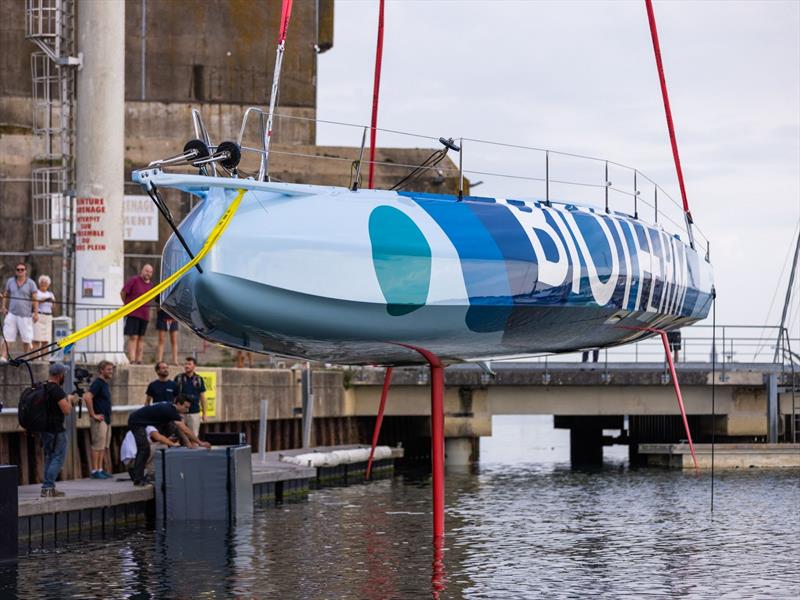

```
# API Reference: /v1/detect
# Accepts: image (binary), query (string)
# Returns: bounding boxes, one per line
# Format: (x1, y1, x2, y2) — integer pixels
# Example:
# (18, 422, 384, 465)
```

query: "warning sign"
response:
(197, 370, 218, 418)
(75, 197, 107, 252)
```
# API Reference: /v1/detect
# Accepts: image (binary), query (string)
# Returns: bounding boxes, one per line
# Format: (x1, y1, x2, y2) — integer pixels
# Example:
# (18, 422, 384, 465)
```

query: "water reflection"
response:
(3, 416, 799, 599)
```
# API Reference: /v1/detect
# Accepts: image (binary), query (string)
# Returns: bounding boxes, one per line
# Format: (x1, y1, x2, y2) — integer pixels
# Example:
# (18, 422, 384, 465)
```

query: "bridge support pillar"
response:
(555, 415, 623, 467)
(445, 437, 478, 466)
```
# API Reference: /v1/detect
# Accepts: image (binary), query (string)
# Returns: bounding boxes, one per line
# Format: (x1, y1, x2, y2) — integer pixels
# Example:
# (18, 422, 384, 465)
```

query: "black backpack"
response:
(18, 382, 51, 432)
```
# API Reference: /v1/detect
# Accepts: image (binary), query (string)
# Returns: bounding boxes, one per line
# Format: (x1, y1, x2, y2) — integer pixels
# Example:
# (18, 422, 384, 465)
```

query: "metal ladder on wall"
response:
(25, 0, 81, 311)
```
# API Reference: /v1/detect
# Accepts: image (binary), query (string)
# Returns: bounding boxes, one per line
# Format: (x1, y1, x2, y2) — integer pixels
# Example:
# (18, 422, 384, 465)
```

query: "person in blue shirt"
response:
(174, 356, 206, 436)
(84, 360, 115, 479)
(145, 362, 178, 405)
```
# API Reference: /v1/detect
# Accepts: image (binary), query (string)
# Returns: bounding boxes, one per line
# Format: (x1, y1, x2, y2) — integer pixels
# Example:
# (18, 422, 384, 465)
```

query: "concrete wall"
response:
(0, 363, 790, 438)
(1, 0, 332, 104)
(0, 0, 332, 292)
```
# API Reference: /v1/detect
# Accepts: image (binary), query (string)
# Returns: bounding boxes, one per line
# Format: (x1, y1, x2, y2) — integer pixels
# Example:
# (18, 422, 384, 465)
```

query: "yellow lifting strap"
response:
(59, 188, 246, 350)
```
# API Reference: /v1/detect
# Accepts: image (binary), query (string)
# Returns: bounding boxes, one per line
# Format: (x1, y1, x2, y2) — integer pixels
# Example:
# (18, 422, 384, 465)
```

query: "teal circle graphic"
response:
(368, 206, 432, 316)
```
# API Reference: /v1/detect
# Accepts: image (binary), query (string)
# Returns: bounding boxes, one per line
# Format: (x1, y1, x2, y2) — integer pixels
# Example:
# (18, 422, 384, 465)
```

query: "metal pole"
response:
(654, 187, 658, 223)
(352, 127, 367, 191)
(633, 170, 639, 219)
(258, 398, 268, 463)
(774, 226, 800, 362)
(63, 350, 79, 478)
(604, 161, 610, 213)
(263, 0, 294, 181)
(458, 138, 464, 201)
(545, 151, 550, 206)
(767, 372, 778, 443)
(301, 363, 313, 448)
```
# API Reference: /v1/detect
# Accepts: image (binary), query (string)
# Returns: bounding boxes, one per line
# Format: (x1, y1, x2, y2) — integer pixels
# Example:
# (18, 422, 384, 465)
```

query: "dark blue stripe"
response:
(600, 215, 627, 310)
(620, 221, 640, 311)
(468, 203, 538, 301)
(410, 196, 513, 332)
(648, 228, 664, 310)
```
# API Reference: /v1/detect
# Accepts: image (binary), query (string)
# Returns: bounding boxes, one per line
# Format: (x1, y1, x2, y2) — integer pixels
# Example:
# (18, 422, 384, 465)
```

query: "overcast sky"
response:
(316, 0, 800, 344)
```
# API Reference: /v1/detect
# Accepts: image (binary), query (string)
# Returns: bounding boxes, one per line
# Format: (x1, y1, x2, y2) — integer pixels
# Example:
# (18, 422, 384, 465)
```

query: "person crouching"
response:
(120, 423, 179, 482)
(126, 394, 210, 486)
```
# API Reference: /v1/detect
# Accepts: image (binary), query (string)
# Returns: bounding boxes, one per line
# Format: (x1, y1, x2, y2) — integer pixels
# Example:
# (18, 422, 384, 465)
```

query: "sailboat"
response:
(132, 161, 713, 366)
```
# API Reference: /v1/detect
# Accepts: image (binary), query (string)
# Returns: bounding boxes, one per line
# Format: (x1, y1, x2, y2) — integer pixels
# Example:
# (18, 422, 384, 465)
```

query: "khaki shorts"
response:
(184, 412, 202, 438)
(90, 419, 112, 451)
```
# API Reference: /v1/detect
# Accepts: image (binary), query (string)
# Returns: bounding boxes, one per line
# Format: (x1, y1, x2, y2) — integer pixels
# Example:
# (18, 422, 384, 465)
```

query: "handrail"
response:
(149, 108, 712, 257)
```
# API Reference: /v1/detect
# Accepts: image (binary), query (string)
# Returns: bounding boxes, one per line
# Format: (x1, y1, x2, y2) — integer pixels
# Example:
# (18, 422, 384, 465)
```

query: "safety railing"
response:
(173, 109, 711, 258)
(502, 325, 798, 368)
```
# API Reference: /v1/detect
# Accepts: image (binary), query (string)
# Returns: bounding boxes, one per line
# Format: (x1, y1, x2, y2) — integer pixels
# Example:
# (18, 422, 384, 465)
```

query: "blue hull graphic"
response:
(134, 171, 713, 365)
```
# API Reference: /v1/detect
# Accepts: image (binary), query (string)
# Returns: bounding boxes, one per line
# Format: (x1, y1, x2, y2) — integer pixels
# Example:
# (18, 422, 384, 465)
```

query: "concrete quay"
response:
(17, 444, 401, 552)
(638, 443, 800, 469)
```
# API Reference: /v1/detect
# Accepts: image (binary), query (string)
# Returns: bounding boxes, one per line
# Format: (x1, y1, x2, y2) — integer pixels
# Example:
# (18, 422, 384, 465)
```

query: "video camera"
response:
(73, 366, 93, 417)
(73, 366, 92, 396)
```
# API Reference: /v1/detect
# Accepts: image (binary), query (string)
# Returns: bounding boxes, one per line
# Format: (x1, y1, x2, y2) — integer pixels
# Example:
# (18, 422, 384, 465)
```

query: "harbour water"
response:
(3, 415, 799, 599)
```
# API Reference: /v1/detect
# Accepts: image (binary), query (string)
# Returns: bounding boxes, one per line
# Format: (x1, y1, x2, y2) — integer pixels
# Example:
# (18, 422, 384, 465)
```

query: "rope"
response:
(645, 0, 691, 218)
(58, 189, 246, 350)
(367, 0, 386, 190)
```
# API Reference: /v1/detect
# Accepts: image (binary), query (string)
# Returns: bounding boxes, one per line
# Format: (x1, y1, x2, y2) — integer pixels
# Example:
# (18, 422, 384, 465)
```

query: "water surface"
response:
(3, 415, 798, 599)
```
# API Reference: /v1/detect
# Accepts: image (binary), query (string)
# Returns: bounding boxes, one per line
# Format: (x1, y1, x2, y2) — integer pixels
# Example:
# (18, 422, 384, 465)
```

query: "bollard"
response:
(258, 399, 269, 464)
(0, 465, 19, 564)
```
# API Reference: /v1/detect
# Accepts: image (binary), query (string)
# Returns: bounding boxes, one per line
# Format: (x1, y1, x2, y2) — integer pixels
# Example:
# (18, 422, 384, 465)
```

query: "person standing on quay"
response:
(39, 363, 77, 497)
(174, 356, 206, 437)
(121, 264, 154, 364)
(145, 361, 178, 405)
(84, 360, 115, 479)
(156, 307, 179, 365)
(0, 262, 39, 363)
(32, 274, 56, 356)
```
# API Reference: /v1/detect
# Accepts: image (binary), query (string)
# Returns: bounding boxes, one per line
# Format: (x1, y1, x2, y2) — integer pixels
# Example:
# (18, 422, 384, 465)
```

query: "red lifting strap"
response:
(645, 0, 691, 219)
(368, 0, 386, 190)
(278, 0, 293, 44)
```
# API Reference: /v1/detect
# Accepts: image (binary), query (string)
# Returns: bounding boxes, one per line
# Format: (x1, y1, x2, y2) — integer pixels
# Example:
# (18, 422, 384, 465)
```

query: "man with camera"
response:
(39, 363, 78, 497)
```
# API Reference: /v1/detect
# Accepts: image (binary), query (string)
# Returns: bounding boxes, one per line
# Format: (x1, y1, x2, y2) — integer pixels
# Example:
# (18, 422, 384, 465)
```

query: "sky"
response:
(316, 0, 800, 342)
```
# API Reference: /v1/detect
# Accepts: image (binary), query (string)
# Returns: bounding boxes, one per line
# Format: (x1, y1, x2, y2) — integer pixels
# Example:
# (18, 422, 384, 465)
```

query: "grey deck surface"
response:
(18, 444, 401, 515)
(18, 477, 152, 517)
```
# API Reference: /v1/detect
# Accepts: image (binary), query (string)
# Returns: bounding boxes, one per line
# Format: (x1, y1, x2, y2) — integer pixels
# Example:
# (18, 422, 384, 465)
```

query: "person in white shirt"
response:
(120, 425, 177, 481)
(32, 274, 56, 354)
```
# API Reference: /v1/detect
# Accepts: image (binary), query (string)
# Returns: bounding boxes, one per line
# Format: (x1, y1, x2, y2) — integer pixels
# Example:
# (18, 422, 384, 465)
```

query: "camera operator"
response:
(40, 363, 78, 498)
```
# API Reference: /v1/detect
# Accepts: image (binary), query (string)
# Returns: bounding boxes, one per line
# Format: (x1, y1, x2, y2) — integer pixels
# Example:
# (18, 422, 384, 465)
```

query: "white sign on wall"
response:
(123, 195, 159, 241)
(51, 194, 159, 242)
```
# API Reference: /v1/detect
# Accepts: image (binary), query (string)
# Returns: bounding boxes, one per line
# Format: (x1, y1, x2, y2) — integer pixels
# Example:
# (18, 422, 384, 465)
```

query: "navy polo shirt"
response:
(146, 379, 178, 404)
(128, 402, 182, 428)
(88, 377, 112, 424)
(174, 373, 206, 414)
